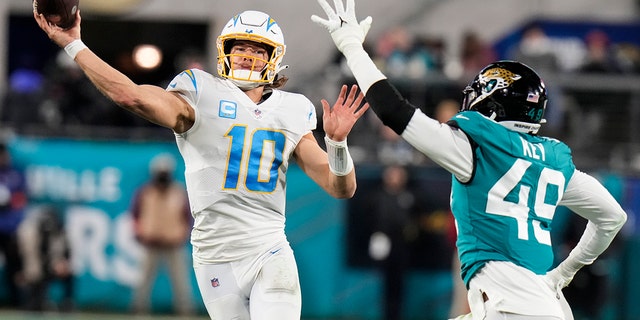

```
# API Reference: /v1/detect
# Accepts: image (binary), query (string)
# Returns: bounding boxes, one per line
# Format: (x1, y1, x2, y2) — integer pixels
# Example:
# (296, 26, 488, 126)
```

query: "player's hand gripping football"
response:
(33, 0, 81, 48)
(311, 0, 372, 53)
(322, 84, 369, 142)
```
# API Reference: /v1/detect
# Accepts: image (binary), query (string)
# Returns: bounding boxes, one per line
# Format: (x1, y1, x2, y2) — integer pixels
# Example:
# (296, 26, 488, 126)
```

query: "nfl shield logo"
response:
(211, 277, 220, 288)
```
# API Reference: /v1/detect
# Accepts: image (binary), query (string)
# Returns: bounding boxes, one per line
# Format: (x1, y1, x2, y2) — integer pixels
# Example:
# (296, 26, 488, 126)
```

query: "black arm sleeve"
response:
(364, 80, 417, 135)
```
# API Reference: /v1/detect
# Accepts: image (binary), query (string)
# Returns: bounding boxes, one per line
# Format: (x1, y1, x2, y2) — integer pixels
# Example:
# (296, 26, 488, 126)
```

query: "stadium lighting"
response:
(132, 44, 163, 70)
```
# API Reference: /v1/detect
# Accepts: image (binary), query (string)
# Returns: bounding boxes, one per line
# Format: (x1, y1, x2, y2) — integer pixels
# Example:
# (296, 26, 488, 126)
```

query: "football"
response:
(34, 0, 80, 29)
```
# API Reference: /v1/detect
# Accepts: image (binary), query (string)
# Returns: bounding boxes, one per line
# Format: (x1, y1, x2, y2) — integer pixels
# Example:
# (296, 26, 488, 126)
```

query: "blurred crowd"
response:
(3, 23, 640, 168)
(0, 143, 193, 315)
(0, 48, 209, 140)
(2, 51, 146, 133)
(316, 24, 640, 168)
(0, 143, 73, 312)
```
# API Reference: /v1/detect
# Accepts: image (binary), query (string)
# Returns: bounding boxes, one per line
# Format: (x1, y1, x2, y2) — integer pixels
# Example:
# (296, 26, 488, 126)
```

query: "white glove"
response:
(543, 263, 578, 298)
(311, 0, 373, 53)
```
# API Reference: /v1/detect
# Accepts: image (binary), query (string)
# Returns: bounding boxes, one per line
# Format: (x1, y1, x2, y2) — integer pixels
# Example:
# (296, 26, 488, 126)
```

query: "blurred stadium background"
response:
(2, 0, 640, 319)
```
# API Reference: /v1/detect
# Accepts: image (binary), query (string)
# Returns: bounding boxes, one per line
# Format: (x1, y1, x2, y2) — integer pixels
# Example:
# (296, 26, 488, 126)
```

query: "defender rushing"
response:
(312, 1, 627, 319)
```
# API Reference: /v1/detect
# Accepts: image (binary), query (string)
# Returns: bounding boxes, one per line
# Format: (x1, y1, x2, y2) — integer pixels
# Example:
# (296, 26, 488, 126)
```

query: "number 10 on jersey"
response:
(223, 125, 286, 193)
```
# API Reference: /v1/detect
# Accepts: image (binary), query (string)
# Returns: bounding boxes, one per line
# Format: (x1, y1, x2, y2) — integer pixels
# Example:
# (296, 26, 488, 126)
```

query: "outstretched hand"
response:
(33, 0, 81, 48)
(311, 0, 372, 53)
(322, 84, 370, 142)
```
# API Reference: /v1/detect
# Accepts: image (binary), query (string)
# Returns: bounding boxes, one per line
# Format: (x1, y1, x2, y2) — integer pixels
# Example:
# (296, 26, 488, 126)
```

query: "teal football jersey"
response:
(451, 111, 575, 286)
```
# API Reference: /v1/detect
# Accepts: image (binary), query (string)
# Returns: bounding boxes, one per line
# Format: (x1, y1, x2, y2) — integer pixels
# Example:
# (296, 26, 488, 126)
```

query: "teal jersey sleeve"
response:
(450, 111, 575, 286)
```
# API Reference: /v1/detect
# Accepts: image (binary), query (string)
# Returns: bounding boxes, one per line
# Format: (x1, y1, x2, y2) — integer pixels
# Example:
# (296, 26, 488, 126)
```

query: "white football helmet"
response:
(216, 10, 286, 89)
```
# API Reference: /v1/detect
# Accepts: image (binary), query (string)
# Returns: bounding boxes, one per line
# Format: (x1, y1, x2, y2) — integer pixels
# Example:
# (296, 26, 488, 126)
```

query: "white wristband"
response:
(324, 135, 354, 176)
(64, 39, 88, 60)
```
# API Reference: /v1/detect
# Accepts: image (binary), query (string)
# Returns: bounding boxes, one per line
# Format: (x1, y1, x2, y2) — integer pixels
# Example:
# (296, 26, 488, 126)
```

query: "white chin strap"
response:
(229, 70, 263, 90)
(230, 79, 261, 90)
(232, 69, 263, 81)
(227, 66, 288, 91)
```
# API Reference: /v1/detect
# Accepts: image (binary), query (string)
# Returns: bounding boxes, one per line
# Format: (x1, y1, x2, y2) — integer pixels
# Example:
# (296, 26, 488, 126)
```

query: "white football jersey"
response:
(167, 69, 317, 265)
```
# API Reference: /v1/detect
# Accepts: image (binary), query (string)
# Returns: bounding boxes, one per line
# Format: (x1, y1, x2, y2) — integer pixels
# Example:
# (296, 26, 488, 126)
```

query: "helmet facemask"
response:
(216, 11, 287, 90)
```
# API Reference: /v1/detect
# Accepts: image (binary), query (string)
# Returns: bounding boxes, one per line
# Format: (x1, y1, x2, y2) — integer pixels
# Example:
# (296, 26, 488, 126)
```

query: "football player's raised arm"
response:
(76, 50, 193, 128)
(311, 0, 473, 180)
(295, 85, 369, 199)
(33, 8, 193, 133)
(294, 133, 357, 199)
(73, 52, 194, 132)
(363, 81, 474, 181)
